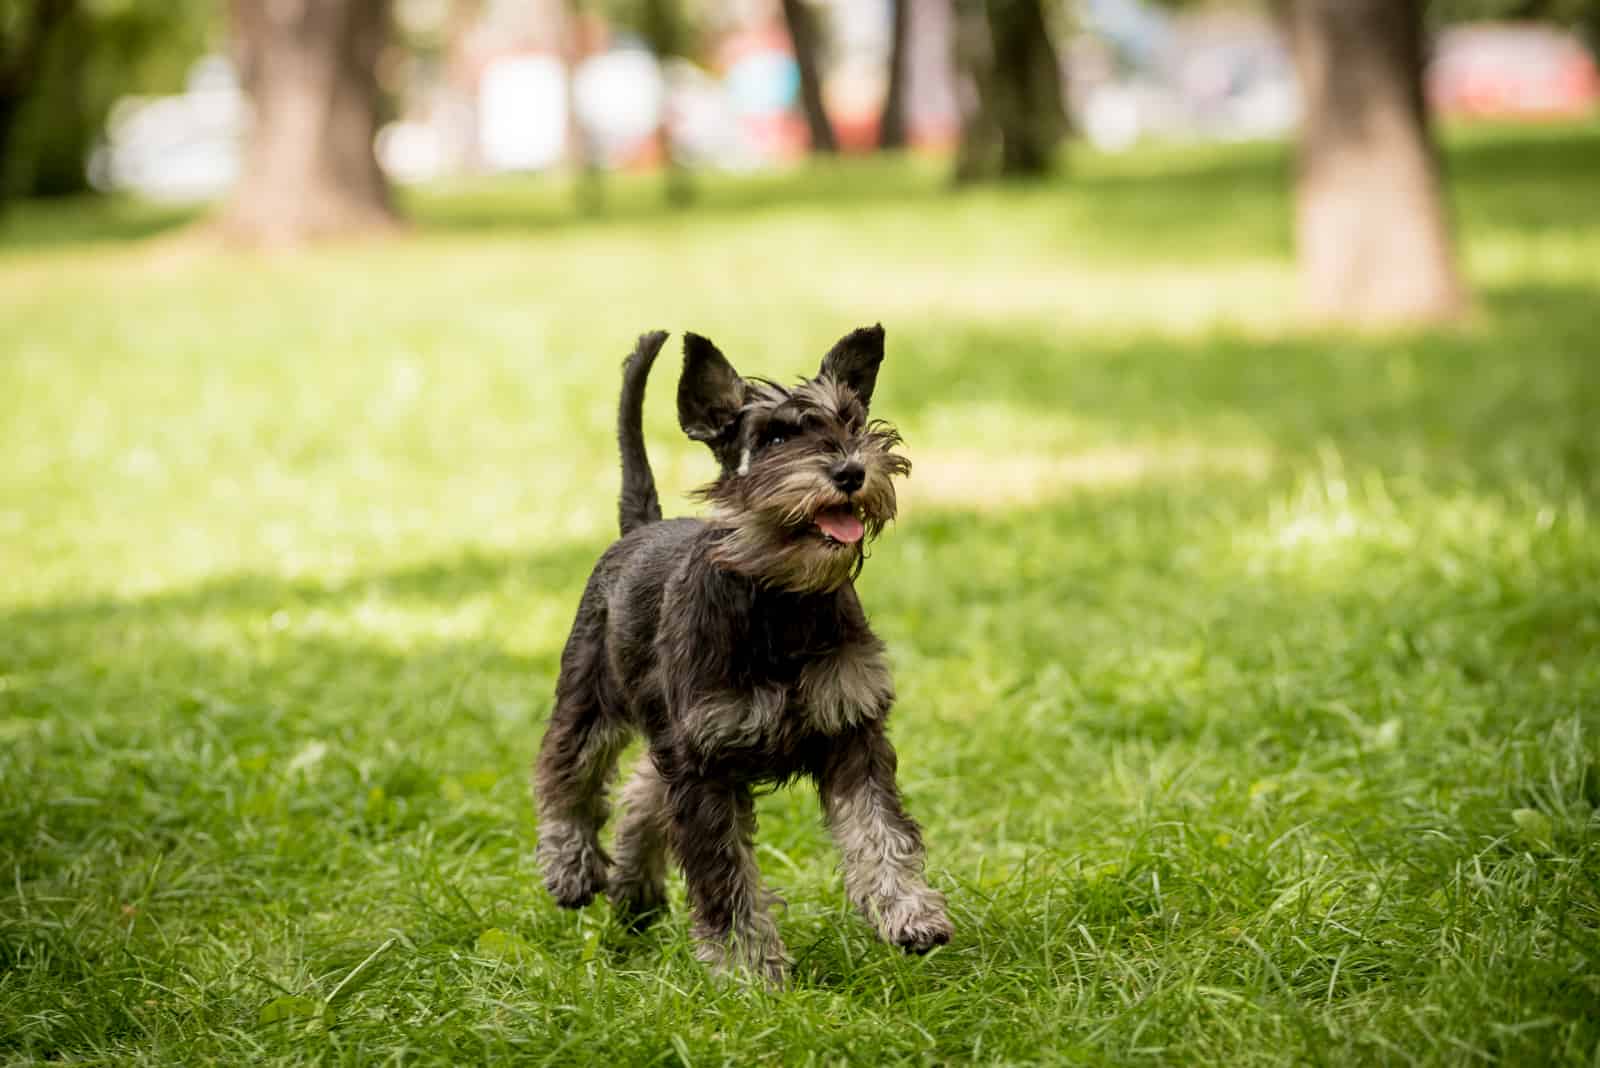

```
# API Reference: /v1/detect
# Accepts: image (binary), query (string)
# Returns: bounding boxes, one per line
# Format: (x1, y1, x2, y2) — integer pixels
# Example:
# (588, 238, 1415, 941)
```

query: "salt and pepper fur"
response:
(533, 326, 949, 985)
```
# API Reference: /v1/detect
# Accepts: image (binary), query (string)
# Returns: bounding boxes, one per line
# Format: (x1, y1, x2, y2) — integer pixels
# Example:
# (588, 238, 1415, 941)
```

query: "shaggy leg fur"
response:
(535, 583, 629, 908)
(534, 707, 626, 907)
(821, 725, 952, 953)
(668, 775, 789, 986)
(607, 751, 672, 930)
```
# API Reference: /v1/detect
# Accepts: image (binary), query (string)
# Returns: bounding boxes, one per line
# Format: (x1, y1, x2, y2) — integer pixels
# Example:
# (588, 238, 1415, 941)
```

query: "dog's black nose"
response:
(831, 460, 866, 495)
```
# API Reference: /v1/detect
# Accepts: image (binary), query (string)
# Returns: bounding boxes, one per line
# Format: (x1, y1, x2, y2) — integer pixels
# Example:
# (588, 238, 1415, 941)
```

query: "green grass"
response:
(3, 124, 1599, 1065)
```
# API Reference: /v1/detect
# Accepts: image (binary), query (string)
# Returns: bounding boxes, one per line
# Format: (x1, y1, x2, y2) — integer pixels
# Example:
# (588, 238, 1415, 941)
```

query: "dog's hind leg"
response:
(667, 771, 788, 986)
(535, 583, 629, 908)
(606, 750, 671, 930)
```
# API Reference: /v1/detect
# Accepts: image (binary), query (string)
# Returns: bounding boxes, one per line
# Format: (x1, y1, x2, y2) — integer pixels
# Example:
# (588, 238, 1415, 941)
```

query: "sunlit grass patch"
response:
(904, 442, 1273, 511)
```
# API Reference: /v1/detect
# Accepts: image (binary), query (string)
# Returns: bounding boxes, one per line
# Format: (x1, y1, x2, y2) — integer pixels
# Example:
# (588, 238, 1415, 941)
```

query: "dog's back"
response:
(587, 516, 706, 722)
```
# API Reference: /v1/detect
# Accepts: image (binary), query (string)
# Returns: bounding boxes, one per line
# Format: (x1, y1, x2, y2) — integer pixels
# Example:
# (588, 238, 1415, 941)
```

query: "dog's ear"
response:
(818, 324, 885, 409)
(678, 333, 745, 444)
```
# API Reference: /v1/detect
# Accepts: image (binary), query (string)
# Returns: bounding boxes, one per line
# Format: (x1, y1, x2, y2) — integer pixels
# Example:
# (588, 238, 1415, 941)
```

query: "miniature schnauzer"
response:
(534, 325, 950, 985)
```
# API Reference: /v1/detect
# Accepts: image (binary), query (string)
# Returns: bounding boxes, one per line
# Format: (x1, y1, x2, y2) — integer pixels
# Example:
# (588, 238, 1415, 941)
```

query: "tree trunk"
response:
(951, 0, 999, 181)
(445, 0, 482, 173)
(222, 0, 397, 246)
(641, 0, 692, 205)
(878, 0, 910, 149)
(1282, 0, 1466, 324)
(1582, 5, 1600, 67)
(0, 0, 77, 199)
(953, 0, 1063, 182)
(781, 0, 836, 154)
(986, 0, 1063, 175)
(562, 0, 604, 213)
(24, 5, 95, 197)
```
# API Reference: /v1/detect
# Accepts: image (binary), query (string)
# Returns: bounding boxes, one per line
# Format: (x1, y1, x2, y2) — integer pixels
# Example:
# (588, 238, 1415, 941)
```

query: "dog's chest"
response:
(747, 592, 894, 736)
(789, 643, 894, 734)
(687, 644, 894, 766)
(668, 574, 894, 766)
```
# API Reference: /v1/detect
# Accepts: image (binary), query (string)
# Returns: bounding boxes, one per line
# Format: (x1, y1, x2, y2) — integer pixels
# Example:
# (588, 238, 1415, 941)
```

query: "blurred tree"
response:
(1280, 0, 1466, 323)
(1, 0, 211, 200)
(781, 0, 836, 153)
(445, 0, 484, 171)
(1431, 0, 1595, 25)
(951, 0, 999, 179)
(583, 0, 707, 203)
(878, 0, 909, 149)
(634, 0, 694, 202)
(222, 0, 396, 245)
(562, 0, 604, 212)
(0, 0, 75, 196)
(0, 0, 74, 196)
(952, 0, 1065, 181)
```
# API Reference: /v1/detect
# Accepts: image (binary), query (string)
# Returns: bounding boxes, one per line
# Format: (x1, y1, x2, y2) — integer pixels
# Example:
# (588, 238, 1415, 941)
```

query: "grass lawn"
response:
(2, 124, 1598, 1065)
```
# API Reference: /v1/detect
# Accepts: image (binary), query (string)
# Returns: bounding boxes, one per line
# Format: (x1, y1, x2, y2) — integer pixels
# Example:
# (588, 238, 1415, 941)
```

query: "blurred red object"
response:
(832, 115, 880, 152)
(1428, 23, 1599, 120)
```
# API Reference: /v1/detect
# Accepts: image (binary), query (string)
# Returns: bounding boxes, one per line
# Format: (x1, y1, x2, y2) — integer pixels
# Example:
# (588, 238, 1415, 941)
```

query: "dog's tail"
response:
(617, 330, 668, 536)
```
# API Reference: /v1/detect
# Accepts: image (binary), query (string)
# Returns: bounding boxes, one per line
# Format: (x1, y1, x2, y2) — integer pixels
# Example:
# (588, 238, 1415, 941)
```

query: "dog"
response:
(533, 325, 950, 985)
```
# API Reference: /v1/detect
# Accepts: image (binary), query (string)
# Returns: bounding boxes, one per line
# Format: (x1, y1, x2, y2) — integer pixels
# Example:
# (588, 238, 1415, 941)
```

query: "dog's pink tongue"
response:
(816, 508, 865, 544)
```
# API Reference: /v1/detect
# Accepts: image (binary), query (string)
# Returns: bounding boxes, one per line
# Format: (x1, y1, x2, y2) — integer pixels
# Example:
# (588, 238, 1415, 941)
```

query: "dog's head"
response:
(679, 325, 910, 594)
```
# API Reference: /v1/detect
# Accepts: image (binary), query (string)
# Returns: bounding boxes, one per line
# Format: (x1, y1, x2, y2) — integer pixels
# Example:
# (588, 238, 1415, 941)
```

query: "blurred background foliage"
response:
(1, 1, 1595, 194)
(0, 0, 211, 197)
(0, 0, 1597, 314)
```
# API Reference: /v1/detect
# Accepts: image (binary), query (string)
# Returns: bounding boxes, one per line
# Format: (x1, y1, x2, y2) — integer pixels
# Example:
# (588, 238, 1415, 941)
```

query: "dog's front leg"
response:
(820, 723, 951, 953)
(666, 772, 789, 986)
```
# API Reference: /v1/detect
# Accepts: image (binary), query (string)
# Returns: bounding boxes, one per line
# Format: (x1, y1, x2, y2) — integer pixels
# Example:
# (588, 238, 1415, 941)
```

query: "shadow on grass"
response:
(0, 539, 608, 744)
(0, 543, 617, 914)
(407, 155, 950, 237)
(0, 157, 950, 252)
(0, 196, 199, 251)
(3, 541, 601, 635)
(885, 280, 1599, 500)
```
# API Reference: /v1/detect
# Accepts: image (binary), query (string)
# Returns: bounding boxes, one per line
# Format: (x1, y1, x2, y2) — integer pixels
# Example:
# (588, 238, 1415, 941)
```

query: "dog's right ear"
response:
(678, 333, 745, 445)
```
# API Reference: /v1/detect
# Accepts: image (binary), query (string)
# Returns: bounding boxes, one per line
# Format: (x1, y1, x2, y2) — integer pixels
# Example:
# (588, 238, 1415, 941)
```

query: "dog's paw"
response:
(544, 862, 607, 909)
(880, 891, 952, 954)
(607, 878, 668, 933)
(713, 952, 789, 989)
(890, 911, 952, 954)
(709, 951, 789, 990)
(538, 832, 610, 909)
(696, 929, 790, 989)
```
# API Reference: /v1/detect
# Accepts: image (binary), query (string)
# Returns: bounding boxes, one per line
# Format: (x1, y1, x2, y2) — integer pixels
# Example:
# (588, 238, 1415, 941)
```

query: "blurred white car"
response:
(1071, 12, 1300, 152)
(90, 57, 243, 200)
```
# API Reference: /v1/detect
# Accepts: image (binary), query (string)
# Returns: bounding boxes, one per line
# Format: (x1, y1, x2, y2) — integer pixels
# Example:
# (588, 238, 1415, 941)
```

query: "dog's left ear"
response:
(678, 333, 745, 445)
(818, 324, 885, 409)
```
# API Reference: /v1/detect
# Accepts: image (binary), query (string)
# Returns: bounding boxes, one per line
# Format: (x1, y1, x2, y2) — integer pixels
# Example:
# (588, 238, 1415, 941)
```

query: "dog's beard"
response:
(701, 461, 905, 594)
(710, 514, 865, 594)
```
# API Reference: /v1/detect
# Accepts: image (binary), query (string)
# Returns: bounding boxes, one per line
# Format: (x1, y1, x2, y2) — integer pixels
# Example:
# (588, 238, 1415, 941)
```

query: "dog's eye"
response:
(762, 421, 798, 449)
